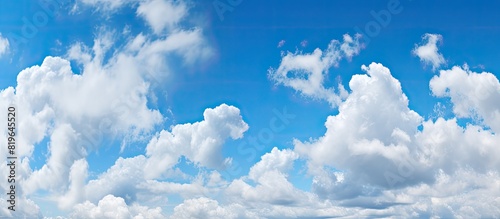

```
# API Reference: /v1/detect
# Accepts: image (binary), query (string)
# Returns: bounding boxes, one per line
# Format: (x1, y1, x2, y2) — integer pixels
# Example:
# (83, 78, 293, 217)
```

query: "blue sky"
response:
(0, 0, 500, 218)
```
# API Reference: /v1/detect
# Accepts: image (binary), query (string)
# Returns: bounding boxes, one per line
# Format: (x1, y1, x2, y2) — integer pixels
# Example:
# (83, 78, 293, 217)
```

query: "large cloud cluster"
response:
(0, 0, 499, 217)
(0, 0, 212, 217)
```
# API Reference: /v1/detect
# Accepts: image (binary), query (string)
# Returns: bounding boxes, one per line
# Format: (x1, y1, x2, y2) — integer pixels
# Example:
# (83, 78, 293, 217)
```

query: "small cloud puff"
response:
(0, 33, 10, 58)
(413, 33, 446, 71)
(277, 40, 286, 48)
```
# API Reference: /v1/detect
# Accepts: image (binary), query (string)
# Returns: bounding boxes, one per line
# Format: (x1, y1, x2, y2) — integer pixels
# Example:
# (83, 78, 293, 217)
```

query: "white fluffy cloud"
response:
(226, 147, 308, 206)
(144, 104, 249, 179)
(0, 33, 9, 57)
(58, 159, 89, 210)
(23, 123, 87, 194)
(18, 0, 211, 197)
(295, 63, 425, 187)
(172, 147, 397, 219)
(15, 42, 165, 196)
(364, 169, 500, 218)
(291, 61, 500, 217)
(0, 0, 214, 217)
(2, 0, 500, 216)
(84, 156, 147, 206)
(0, 22, 213, 211)
(71, 195, 165, 219)
(413, 33, 446, 71)
(0, 196, 42, 218)
(61, 23, 500, 219)
(248, 147, 298, 181)
(171, 197, 254, 219)
(56, 103, 247, 217)
(430, 65, 500, 132)
(173, 148, 349, 219)
(268, 34, 363, 107)
(10, 57, 499, 217)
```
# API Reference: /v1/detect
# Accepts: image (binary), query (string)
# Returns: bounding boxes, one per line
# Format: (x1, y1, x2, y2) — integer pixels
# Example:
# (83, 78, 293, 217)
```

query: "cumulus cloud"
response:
(0, 18, 212, 214)
(2, 22, 212, 208)
(83, 156, 148, 206)
(59, 25, 500, 219)
(0, 194, 42, 218)
(15, 0, 211, 198)
(226, 147, 308, 206)
(14, 41, 166, 196)
(71, 195, 165, 219)
(360, 169, 500, 218)
(23, 123, 87, 194)
(2, 0, 500, 216)
(295, 63, 425, 188)
(58, 159, 89, 209)
(173, 148, 354, 218)
(291, 62, 500, 217)
(40, 103, 246, 216)
(172, 148, 346, 219)
(174, 60, 500, 218)
(12, 57, 499, 217)
(413, 33, 446, 71)
(417, 118, 500, 175)
(248, 147, 298, 181)
(430, 65, 500, 132)
(144, 104, 249, 179)
(268, 34, 363, 107)
(0, 33, 9, 57)
(171, 197, 255, 219)
(0, 0, 214, 217)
